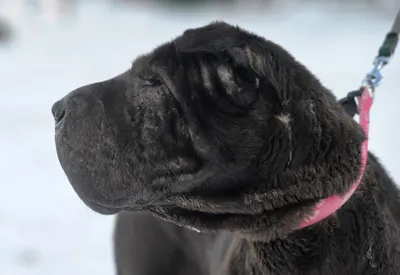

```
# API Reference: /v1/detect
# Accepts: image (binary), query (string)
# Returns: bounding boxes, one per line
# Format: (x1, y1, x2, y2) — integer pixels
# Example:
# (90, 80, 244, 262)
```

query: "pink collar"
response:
(298, 87, 373, 229)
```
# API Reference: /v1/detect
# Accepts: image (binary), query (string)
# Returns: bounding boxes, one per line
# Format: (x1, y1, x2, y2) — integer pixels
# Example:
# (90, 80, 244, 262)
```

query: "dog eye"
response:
(143, 77, 163, 87)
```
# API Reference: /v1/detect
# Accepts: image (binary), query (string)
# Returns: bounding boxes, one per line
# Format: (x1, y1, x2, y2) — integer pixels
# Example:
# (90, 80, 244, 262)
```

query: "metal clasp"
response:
(363, 56, 390, 90)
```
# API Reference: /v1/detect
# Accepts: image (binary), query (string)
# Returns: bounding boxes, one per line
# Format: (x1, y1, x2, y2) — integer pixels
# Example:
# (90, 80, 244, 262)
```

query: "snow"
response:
(0, 1, 399, 274)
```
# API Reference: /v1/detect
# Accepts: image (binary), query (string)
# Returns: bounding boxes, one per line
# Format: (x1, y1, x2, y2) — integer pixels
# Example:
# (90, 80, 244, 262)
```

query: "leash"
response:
(298, 7, 400, 229)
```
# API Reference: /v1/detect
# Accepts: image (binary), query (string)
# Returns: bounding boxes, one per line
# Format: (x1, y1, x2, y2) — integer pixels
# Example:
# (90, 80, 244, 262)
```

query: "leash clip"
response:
(363, 56, 389, 91)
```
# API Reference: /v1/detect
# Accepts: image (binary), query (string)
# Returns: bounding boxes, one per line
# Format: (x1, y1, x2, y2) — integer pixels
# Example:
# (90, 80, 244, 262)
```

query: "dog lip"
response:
(87, 196, 150, 215)
(122, 206, 147, 212)
(151, 169, 215, 193)
(95, 207, 120, 215)
(85, 201, 122, 215)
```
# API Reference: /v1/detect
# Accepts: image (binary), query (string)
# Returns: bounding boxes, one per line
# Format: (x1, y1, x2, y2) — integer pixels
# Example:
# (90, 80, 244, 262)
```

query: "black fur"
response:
(52, 21, 400, 275)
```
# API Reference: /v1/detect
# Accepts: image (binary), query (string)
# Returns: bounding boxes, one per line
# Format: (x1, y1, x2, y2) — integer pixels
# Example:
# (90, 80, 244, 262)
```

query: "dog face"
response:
(52, 21, 364, 237)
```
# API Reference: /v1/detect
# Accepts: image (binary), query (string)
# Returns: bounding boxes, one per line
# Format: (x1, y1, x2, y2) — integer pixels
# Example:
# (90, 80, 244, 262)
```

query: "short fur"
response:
(52, 21, 400, 275)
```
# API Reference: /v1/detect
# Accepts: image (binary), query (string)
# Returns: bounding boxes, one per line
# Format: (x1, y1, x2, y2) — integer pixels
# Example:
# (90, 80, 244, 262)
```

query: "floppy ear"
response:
(174, 22, 287, 112)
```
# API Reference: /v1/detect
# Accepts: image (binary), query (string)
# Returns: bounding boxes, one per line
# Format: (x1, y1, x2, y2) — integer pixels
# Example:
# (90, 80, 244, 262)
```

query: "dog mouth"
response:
(79, 178, 317, 233)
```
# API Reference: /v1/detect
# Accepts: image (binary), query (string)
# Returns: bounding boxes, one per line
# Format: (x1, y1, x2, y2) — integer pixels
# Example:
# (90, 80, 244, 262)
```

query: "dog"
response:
(52, 21, 400, 275)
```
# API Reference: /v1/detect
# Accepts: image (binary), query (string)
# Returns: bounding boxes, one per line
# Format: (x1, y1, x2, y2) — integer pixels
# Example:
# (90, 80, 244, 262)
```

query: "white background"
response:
(1, 1, 399, 274)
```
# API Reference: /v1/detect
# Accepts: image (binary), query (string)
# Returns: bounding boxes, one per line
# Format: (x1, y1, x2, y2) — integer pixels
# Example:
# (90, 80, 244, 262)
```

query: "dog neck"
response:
(296, 89, 372, 229)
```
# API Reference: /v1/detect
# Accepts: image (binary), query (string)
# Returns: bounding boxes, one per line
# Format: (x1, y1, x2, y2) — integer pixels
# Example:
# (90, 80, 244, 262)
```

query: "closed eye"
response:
(142, 76, 164, 87)
(144, 78, 161, 87)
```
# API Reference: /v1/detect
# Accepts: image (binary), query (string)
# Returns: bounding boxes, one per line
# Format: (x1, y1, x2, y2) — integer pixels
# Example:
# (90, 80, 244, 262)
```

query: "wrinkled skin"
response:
(52, 21, 400, 275)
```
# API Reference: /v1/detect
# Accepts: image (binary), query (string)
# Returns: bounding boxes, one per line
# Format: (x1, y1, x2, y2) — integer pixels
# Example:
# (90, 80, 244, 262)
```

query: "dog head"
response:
(52, 21, 364, 239)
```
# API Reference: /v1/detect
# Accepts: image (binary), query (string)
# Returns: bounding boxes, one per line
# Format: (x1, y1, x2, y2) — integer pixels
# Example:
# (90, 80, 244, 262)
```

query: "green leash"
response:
(366, 8, 400, 88)
(378, 9, 400, 58)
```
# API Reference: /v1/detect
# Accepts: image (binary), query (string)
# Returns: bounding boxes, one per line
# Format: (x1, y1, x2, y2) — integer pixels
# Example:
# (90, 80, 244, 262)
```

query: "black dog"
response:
(52, 21, 400, 275)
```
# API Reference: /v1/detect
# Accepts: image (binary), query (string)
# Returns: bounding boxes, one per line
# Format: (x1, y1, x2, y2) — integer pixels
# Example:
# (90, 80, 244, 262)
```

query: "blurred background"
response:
(0, 0, 399, 274)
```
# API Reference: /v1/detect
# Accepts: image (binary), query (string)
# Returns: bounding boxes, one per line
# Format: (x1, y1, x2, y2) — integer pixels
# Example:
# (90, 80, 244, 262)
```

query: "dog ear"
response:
(175, 22, 286, 112)
(175, 22, 275, 74)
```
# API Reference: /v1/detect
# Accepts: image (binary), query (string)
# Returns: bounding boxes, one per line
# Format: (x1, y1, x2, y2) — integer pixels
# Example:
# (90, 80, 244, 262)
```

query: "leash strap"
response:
(379, 8, 400, 58)
(390, 7, 400, 34)
(366, 8, 400, 88)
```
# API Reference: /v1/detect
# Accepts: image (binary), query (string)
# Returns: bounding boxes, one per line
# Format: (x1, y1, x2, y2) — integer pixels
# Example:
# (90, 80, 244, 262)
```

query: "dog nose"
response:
(51, 99, 67, 123)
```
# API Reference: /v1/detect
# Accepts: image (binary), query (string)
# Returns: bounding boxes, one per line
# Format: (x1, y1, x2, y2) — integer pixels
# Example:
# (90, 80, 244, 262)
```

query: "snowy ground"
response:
(0, 1, 399, 275)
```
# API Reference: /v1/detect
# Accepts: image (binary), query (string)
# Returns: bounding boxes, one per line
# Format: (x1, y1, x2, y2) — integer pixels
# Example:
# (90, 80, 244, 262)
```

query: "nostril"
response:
(51, 100, 67, 123)
(54, 109, 66, 123)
